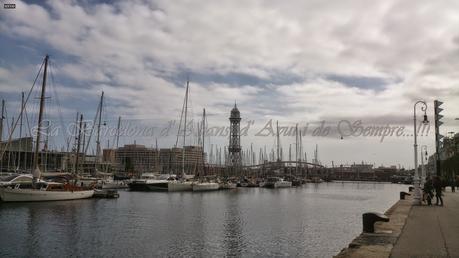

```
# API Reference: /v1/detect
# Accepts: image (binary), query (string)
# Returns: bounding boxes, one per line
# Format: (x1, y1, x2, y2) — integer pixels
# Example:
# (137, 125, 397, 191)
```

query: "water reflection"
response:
(223, 191, 244, 257)
(0, 183, 408, 258)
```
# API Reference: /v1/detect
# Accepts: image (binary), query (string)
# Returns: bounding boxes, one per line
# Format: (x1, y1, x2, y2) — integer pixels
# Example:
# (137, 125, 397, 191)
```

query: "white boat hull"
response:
(0, 188, 94, 202)
(192, 183, 219, 191)
(274, 181, 292, 188)
(168, 181, 193, 192)
(219, 183, 237, 189)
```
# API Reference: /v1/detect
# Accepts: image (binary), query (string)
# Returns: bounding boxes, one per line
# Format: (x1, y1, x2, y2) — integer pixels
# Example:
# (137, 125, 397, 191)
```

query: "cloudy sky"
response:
(1, 0, 459, 168)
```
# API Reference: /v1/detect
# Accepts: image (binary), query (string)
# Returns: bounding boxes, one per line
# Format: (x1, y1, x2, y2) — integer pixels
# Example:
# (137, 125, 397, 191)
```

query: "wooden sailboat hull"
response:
(0, 188, 94, 202)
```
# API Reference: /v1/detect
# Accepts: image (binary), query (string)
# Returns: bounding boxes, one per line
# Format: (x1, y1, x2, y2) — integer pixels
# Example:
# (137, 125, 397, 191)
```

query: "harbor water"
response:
(0, 182, 407, 257)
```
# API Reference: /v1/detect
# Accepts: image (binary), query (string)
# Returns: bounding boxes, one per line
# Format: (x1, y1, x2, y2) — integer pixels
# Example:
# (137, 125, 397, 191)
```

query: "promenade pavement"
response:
(391, 190, 459, 258)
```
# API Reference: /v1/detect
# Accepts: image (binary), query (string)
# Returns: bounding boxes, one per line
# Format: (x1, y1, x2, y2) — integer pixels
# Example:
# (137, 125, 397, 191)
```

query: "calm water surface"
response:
(0, 182, 407, 257)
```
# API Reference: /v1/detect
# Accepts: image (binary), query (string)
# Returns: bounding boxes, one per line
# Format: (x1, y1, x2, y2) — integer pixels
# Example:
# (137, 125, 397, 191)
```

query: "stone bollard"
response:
(400, 191, 411, 200)
(362, 212, 390, 233)
(408, 186, 414, 192)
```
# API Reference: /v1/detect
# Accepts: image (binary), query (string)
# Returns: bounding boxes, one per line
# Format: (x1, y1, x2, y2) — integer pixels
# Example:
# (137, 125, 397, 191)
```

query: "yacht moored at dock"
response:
(128, 175, 193, 192)
(192, 182, 219, 191)
(0, 181, 94, 202)
(0, 55, 95, 202)
(262, 177, 292, 188)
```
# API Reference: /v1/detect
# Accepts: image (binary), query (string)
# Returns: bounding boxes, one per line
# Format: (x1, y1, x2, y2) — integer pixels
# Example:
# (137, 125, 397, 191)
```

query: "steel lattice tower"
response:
(228, 103, 242, 176)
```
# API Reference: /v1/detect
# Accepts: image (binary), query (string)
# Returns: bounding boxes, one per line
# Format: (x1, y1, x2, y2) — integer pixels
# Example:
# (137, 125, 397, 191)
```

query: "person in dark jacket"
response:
(433, 176, 443, 206)
(451, 177, 456, 192)
(423, 177, 434, 206)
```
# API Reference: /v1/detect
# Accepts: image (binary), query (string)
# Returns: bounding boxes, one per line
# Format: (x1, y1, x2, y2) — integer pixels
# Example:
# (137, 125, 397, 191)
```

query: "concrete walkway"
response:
(391, 191, 459, 258)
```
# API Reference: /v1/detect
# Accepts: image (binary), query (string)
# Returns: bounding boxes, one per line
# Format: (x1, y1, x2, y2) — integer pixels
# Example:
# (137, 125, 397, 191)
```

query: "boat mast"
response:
(8, 116, 14, 170)
(19, 92, 24, 170)
(202, 108, 205, 176)
(32, 55, 49, 186)
(81, 122, 87, 170)
(182, 80, 189, 177)
(71, 112, 79, 173)
(74, 113, 83, 177)
(296, 124, 299, 163)
(155, 138, 159, 173)
(116, 116, 121, 148)
(0, 99, 4, 142)
(276, 120, 280, 162)
(20, 93, 24, 139)
(95, 91, 104, 170)
(250, 143, 253, 166)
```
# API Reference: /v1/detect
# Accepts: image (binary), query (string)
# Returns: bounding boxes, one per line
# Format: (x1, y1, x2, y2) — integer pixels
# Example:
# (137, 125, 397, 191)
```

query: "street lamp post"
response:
(413, 100, 429, 205)
(420, 145, 428, 185)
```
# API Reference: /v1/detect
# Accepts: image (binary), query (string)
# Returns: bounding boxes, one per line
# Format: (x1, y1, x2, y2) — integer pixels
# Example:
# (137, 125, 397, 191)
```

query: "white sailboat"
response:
(0, 55, 94, 202)
(0, 179, 94, 202)
(100, 177, 129, 189)
(274, 178, 292, 188)
(219, 181, 237, 189)
(262, 177, 292, 188)
(168, 180, 193, 191)
(128, 174, 193, 192)
(167, 80, 194, 191)
(192, 182, 219, 191)
(191, 107, 220, 192)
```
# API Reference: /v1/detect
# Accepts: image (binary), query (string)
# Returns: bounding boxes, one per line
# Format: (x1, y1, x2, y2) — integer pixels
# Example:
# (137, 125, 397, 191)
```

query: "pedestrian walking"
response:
(433, 176, 443, 206)
(423, 177, 433, 205)
(451, 173, 456, 193)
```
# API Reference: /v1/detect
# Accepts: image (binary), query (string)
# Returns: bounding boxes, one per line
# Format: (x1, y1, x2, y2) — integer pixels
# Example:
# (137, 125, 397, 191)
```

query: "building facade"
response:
(159, 146, 204, 175)
(115, 144, 159, 176)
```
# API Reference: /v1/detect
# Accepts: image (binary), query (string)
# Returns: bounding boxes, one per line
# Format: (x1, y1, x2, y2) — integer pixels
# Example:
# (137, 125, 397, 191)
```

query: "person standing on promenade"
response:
(423, 176, 434, 205)
(451, 177, 456, 192)
(433, 176, 443, 206)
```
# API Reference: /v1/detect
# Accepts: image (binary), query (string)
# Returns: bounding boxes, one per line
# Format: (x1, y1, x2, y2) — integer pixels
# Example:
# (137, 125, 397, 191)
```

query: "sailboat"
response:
(191, 108, 220, 191)
(192, 181, 219, 191)
(167, 80, 194, 191)
(0, 55, 94, 202)
(128, 81, 195, 192)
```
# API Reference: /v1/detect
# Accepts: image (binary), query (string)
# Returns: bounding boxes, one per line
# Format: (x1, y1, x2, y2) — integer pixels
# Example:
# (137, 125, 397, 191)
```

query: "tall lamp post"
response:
(420, 145, 428, 185)
(413, 100, 429, 205)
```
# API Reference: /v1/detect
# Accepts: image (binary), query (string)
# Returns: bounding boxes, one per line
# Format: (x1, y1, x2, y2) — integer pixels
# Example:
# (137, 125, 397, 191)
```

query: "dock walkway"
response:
(391, 191, 459, 258)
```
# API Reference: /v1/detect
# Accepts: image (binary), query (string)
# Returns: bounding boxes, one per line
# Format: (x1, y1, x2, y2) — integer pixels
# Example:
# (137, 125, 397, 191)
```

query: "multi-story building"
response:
(329, 163, 374, 181)
(115, 144, 159, 176)
(373, 166, 398, 182)
(103, 149, 116, 163)
(0, 137, 68, 172)
(159, 146, 204, 175)
(0, 137, 33, 152)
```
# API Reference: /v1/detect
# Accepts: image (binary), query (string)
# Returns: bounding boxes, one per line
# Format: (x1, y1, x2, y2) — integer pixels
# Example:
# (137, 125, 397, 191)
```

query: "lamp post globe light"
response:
(413, 100, 429, 205)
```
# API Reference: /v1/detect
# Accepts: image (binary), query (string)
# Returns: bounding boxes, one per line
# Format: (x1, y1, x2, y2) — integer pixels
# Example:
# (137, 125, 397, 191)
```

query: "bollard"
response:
(362, 212, 390, 233)
(408, 186, 414, 192)
(400, 191, 411, 200)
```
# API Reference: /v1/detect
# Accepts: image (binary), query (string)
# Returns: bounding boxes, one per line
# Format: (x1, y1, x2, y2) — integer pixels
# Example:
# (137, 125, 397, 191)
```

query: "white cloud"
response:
(1, 0, 459, 166)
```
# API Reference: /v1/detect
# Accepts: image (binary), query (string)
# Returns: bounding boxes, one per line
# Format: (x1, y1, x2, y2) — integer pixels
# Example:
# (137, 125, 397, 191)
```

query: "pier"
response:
(336, 190, 459, 258)
(391, 191, 459, 257)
